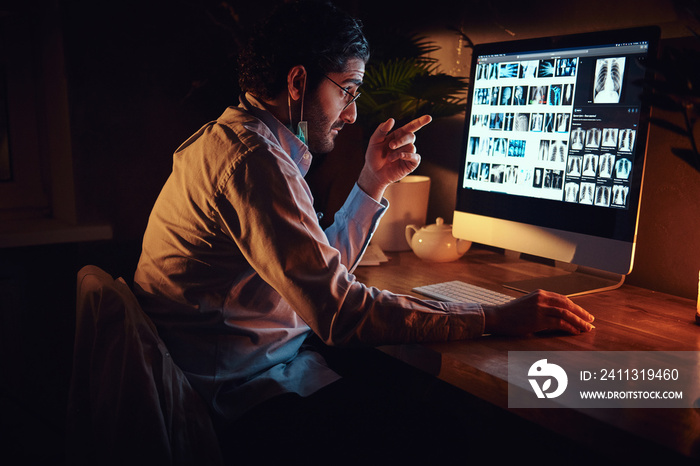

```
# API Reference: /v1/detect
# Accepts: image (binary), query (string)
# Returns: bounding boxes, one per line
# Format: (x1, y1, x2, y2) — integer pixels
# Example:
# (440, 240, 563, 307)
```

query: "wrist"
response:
(482, 304, 500, 334)
(357, 168, 387, 202)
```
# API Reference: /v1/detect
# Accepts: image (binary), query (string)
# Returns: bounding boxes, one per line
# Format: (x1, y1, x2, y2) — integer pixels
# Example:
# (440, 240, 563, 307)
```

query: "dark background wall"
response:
(1, 0, 699, 463)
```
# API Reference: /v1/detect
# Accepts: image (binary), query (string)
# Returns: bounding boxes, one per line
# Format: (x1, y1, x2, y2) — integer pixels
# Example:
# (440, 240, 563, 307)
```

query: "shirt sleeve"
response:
(323, 183, 387, 273)
(215, 145, 485, 347)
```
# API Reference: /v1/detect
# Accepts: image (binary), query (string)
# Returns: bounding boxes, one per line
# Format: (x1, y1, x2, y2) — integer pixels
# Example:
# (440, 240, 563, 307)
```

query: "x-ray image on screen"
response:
(544, 113, 555, 132)
(585, 128, 601, 149)
(612, 184, 629, 206)
(515, 113, 530, 131)
(582, 154, 599, 177)
(556, 57, 578, 77)
(595, 185, 611, 207)
(570, 127, 585, 150)
(579, 182, 595, 205)
(618, 129, 636, 152)
(562, 83, 574, 105)
(529, 86, 548, 105)
(602, 128, 619, 147)
(499, 63, 519, 78)
(538, 140, 550, 161)
(593, 57, 626, 103)
(520, 60, 538, 78)
(549, 85, 562, 105)
(513, 86, 527, 105)
(615, 157, 632, 179)
(538, 59, 555, 78)
(479, 163, 490, 181)
(598, 153, 615, 178)
(549, 140, 567, 162)
(555, 113, 570, 133)
(567, 155, 582, 177)
(565, 182, 580, 202)
(465, 162, 480, 183)
(531, 113, 544, 132)
(500, 86, 513, 105)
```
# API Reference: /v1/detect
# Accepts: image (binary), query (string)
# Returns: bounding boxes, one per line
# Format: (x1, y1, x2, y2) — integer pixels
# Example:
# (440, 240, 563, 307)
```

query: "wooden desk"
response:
(354, 248, 700, 461)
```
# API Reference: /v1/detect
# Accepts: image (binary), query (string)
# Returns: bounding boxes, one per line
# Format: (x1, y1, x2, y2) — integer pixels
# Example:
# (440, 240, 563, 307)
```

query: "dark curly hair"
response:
(238, 0, 370, 101)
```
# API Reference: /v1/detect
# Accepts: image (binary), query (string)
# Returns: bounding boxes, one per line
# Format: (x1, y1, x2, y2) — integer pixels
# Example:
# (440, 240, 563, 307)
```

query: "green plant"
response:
(357, 34, 470, 131)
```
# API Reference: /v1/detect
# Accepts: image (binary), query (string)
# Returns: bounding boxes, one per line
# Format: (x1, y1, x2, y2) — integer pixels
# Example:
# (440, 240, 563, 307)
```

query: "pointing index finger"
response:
(399, 115, 432, 135)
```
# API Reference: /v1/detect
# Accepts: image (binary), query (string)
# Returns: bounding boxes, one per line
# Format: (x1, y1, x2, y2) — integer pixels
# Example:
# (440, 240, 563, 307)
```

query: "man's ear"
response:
(287, 65, 307, 101)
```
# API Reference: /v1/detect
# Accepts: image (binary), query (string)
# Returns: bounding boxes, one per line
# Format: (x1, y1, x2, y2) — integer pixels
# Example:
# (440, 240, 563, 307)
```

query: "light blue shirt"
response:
(134, 95, 484, 421)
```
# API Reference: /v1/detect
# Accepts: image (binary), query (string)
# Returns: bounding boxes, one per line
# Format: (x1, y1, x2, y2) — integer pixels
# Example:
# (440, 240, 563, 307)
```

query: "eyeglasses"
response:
(323, 75, 361, 110)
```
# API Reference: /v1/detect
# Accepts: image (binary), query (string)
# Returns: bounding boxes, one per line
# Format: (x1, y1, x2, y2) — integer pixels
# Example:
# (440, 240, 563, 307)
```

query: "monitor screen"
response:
(453, 26, 659, 296)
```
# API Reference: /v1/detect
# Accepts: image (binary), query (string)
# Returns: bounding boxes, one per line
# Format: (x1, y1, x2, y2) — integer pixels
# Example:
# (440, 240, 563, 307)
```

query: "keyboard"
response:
(413, 280, 515, 305)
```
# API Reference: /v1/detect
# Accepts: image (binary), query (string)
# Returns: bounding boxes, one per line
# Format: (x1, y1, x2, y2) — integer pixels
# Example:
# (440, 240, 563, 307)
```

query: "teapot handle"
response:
(405, 224, 418, 248)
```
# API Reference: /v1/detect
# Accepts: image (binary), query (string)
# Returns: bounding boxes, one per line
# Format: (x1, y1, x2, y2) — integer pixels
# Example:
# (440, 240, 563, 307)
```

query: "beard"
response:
(303, 93, 344, 154)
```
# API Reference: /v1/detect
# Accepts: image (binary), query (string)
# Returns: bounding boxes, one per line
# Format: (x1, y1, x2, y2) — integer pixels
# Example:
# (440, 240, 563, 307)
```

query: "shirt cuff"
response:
(345, 183, 388, 230)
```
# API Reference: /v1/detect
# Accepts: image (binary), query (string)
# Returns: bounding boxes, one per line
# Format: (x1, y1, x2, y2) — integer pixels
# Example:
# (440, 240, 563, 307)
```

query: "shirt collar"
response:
(239, 93, 313, 176)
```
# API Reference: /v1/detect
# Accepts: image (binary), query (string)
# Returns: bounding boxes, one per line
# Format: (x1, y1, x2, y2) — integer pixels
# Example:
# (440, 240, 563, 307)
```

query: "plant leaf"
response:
(671, 148, 700, 171)
(649, 117, 691, 137)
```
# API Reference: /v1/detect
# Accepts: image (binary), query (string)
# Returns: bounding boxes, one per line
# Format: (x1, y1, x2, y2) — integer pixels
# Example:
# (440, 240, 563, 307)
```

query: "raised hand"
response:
(358, 115, 432, 201)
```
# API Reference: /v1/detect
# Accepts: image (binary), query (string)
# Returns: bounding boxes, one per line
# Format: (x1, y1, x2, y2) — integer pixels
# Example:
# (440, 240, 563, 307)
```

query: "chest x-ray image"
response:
(598, 153, 615, 178)
(618, 129, 636, 152)
(615, 157, 632, 179)
(612, 184, 630, 207)
(586, 127, 601, 149)
(579, 182, 595, 204)
(549, 140, 567, 162)
(567, 155, 582, 177)
(582, 154, 599, 177)
(612, 184, 629, 206)
(593, 57, 626, 103)
(595, 185, 611, 207)
(602, 128, 619, 147)
(570, 127, 585, 150)
(565, 181, 580, 202)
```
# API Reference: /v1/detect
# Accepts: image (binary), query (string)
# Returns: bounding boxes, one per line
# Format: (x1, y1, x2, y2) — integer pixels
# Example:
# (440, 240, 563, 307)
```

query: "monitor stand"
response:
(502, 257, 626, 297)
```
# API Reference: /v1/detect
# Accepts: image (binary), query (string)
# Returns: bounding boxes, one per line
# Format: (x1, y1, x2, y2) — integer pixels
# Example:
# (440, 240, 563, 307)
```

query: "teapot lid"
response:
(423, 217, 452, 231)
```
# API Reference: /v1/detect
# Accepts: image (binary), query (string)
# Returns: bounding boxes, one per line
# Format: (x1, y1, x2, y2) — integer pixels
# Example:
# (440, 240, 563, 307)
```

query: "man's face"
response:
(304, 57, 365, 154)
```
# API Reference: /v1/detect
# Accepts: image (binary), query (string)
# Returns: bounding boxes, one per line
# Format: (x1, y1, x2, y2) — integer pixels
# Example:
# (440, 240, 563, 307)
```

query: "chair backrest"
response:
(67, 265, 222, 465)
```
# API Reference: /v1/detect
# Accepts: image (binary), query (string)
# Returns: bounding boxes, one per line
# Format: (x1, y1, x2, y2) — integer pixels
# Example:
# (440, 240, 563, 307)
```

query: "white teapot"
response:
(405, 217, 471, 262)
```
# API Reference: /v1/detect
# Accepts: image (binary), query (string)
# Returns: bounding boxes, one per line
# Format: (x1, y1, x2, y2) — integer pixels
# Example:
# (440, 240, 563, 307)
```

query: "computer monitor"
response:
(452, 26, 660, 296)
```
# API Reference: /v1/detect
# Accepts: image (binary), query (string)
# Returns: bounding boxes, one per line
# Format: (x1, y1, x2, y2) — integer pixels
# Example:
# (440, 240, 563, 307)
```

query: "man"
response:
(134, 0, 594, 462)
